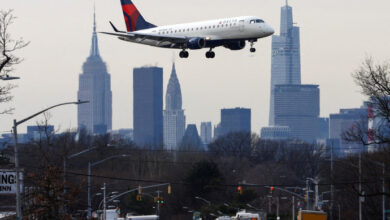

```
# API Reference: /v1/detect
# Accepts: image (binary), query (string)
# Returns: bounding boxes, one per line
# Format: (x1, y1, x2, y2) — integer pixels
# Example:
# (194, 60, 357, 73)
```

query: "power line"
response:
(20, 162, 382, 188)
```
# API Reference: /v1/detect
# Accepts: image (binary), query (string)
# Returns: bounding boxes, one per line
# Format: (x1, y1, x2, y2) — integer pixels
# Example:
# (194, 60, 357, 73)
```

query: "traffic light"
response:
(270, 186, 275, 194)
(168, 184, 172, 195)
(155, 197, 164, 205)
(136, 194, 142, 201)
(237, 186, 243, 195)
(138, 185, 142, 194)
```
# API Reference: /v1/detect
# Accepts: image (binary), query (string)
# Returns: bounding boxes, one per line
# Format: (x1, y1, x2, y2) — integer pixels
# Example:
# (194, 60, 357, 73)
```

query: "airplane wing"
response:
(100, 31, 188, 45)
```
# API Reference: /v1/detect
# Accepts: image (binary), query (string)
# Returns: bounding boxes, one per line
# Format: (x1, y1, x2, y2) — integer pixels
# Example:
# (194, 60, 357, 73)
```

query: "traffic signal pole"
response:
(156, 190, 162, 216)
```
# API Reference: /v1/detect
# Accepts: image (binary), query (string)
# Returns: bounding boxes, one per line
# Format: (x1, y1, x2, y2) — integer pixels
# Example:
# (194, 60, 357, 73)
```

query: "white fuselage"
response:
(120, 16, 274, 48)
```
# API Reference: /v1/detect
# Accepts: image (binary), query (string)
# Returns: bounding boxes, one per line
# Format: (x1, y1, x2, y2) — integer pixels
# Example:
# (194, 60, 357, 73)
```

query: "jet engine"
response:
(186, 38, 206, 49)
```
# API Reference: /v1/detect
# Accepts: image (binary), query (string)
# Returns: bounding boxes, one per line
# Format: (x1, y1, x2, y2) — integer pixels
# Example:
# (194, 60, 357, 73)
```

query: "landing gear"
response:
(205, 51, 215, 58)
(205, 49, 215, 59)
(249, 40, 256, 53)
(179, 50, 189, 58)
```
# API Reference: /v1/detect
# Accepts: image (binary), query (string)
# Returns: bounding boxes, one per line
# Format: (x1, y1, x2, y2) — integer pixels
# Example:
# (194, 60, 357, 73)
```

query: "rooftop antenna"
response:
(93, 1, 96, 32)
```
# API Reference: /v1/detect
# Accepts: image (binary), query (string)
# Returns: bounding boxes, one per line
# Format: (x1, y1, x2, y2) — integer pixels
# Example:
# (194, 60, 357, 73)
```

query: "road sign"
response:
(0, 170, 23, 194)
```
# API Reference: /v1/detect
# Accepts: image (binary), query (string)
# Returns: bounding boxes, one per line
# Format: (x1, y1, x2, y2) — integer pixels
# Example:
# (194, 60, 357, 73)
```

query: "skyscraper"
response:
(200, 122, 212, 145)
(269, 1, 301, 125)
(180, 124, 203, 150)
(329, 104, 368, 155)
(163, 63, 186, 150)
(219, 108, 251, 137)
(78, 10, 112, 134)
(274, 84, 320, 142)
(133, 66, 163, 147)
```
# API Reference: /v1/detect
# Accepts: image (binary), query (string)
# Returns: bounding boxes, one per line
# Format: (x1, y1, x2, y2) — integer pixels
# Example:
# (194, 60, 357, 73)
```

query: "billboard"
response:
(0, 170, 23, 194)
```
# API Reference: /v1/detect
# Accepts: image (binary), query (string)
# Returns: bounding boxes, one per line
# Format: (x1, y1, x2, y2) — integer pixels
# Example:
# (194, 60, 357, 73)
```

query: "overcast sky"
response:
(1, 0, 390, 134)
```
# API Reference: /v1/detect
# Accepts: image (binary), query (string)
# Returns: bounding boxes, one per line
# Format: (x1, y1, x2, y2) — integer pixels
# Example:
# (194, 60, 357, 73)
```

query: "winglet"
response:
(110, 21, 119, 32)
(109, 21, 126, 33)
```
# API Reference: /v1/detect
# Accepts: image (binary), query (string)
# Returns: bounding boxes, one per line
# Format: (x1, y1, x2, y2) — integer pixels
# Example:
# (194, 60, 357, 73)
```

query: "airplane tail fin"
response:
(120, 0, 156, 32)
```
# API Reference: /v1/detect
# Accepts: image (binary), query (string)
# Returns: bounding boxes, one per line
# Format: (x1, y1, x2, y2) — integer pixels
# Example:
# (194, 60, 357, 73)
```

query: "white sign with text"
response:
(0, 170, 23, 194)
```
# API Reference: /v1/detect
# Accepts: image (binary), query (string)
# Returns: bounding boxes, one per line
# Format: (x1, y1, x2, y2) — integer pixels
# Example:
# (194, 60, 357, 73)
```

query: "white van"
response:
(231, 210, 260, 220)
(125, 214, 159, 220)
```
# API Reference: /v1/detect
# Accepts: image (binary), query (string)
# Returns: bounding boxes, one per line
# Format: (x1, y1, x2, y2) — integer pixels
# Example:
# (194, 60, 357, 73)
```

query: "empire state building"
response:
(77, 10, 112, 134)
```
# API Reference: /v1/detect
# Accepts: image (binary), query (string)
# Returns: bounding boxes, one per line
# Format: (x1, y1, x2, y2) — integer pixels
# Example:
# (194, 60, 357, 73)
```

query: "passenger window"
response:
(250, 20, 255, 24)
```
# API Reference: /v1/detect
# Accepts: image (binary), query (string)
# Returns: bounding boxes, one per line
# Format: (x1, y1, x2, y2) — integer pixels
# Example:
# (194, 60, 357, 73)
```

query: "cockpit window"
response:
(250, 19, 264, 24)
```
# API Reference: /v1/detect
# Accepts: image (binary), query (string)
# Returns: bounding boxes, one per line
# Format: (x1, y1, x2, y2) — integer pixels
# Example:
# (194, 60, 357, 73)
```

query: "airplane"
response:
(101, 0, 275, 59)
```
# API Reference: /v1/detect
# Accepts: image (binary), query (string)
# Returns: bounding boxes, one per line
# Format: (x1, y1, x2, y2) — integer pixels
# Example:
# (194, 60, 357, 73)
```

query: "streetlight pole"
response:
(382, 162, 385, 220)
(156, 190, 162, 217)
(64, 146, 99, 194)
(276, 196, 280, 220)
(292, 196, 295, 220)
(88, 162, 91, 219)
(12, 100, 88, 220)
(103, 183, 106, 220)
(87, 154, 130, 219)
(359, 151, 362, 220)
(330, 144, 334, 220)
(306, 179, 310, 210)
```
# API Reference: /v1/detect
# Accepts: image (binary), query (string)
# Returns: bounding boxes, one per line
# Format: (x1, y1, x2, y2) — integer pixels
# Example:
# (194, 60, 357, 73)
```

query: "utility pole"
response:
(330, 144, 334, 220)
(359, 150, 362, 220)
(156, 190, 162, 217)
(12, 120, 21, 220)
(382, 162, 385, 220)
(292, 196, 295, 220)
(11, 101, 88, 220)
(306, 179, 310, 210)
(88, 162, 91, 219)
(103, 183, 106, 220)
(314, 179, 319, 210)
(276, 197, 280, 220)
(269, 196, 272, 213)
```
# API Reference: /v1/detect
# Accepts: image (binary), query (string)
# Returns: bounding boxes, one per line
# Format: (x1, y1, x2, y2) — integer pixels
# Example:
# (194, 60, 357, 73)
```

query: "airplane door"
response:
(239, 20, 245, 32)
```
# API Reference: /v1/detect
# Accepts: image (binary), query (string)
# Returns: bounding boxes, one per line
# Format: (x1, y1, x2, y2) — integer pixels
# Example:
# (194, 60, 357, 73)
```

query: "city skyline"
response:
(1, 0, 389, 133)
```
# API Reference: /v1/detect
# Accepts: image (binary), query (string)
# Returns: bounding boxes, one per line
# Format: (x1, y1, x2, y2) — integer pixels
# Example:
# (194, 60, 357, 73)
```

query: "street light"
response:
(0, 74, 20, 81)
(63, 146, 99, 194)
(195, 196, 211, 206)
(12, 100, 88, 220)
(64, 144, 117, 194)
(87, 154, 130, 219)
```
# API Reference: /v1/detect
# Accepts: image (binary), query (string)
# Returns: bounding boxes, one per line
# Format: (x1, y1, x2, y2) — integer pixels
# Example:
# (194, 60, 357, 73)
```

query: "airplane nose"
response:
(267, 25, 275, 36)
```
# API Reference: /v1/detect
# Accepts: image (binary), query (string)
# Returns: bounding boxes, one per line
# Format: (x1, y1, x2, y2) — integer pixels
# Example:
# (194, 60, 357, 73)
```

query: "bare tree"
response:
(343, 58, 390, 146)
(0, 9, 29, 114)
